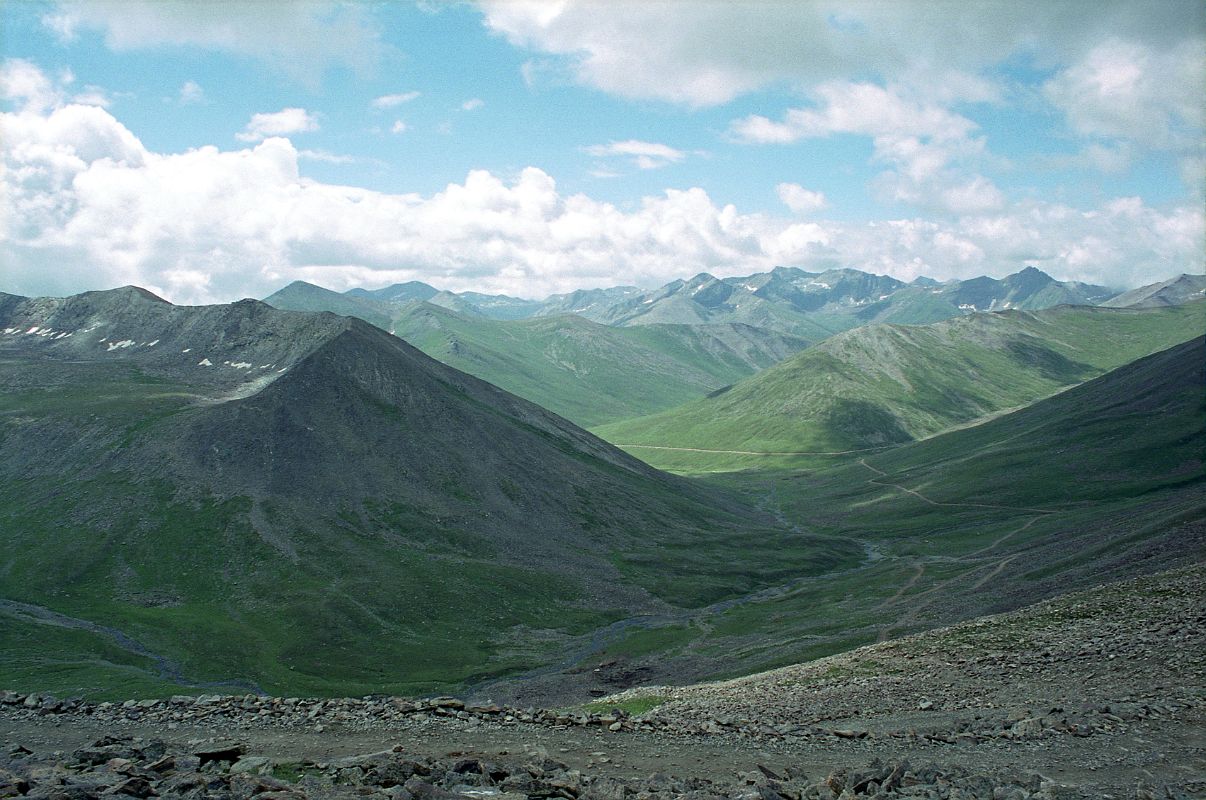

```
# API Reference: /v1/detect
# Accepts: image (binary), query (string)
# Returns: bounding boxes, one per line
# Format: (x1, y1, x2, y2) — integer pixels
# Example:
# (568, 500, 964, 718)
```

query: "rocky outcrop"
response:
(0, 734, 1136, 800)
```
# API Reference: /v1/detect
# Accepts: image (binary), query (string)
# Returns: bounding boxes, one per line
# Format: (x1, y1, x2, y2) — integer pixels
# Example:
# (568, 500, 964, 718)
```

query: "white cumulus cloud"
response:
(1045, 38, 1204, 149)
(0, 58, 64, 113)
(1044, 37, 1205, 189)
(236, 108, 319, 142)
(371, 91, 420, 109)
(732, 82, 978, 145)
(1, 67, 1200, 305)
(736, 82, 1003, 217)
(583, 139, 687, 171)
(178, 80, 204, 105)
(777, 183, 827, 215)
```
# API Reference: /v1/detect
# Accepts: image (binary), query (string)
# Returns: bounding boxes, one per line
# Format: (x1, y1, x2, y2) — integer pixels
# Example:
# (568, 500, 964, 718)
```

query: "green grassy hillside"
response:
(594, 303, 1204, 471)
(554, 337, 1205, 688)
(262, 281, 394, 329)
(390, 303, 813, 426)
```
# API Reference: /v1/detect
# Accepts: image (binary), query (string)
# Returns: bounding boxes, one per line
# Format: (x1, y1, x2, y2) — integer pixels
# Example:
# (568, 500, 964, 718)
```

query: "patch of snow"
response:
(54, 331, 72, 339)
(641, 298, 655, 305)
(26, 326, 41, 334)
(182, 348, 191, 353)
(958, 303, 977, 311)
(106, 339, 136, 351)
(145, 339, 159, 347)
(808, 281, 831, 290)
(3, 328, 17, 335)
(226, 361, 253, 369)
(198, 358, 213, 366)
(277, 367, 287, 373)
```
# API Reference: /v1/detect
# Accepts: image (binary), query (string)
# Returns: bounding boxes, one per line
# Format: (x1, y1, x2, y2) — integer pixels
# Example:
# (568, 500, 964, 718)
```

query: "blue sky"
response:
(1, 1, 1203, 303)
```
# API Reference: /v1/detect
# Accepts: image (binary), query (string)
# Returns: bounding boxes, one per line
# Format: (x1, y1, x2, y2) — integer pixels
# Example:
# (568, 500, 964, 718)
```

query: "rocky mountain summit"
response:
(1100, 273, 1206, 309)
(0, 287, 352, 392)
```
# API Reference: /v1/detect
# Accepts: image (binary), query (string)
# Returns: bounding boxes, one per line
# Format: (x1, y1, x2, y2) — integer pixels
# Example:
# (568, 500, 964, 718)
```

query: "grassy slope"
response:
(584, 337, 1205, 682)
(0, 472, 620, 699)
(262, 282, 393, 330)
(594, 303, 1204, 471)
(382, 304, 814, 427)
(267, 286, 816, 427)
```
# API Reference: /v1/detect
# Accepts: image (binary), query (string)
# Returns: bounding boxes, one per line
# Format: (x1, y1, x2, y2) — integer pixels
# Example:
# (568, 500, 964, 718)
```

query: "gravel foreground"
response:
(2, 566, 1202, 798)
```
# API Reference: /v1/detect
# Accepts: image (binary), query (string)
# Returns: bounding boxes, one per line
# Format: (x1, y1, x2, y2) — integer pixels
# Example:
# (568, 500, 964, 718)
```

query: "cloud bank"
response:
(480, 1, 1202, 108)
(43, 1, 384, 85)
(2, 61, 1200, 305)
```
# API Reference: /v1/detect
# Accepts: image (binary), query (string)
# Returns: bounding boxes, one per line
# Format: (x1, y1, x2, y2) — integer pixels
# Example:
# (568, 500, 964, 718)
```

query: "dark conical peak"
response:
(1010, 266, 1054, 281)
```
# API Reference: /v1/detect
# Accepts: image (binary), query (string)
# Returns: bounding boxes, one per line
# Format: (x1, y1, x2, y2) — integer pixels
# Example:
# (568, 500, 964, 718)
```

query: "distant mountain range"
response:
(267, 266, 1129, 336)
(265, 266, 1184, 427)
(0, 287, 850, 697)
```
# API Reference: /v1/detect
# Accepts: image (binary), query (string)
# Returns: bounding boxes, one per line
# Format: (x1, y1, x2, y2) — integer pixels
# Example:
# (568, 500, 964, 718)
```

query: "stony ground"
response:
(1, 566, 1202, 798)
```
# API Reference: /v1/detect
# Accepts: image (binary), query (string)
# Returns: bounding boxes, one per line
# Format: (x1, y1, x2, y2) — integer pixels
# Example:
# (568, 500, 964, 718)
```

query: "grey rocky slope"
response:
(1100, 273, 1206, 308)
(605, 565, 1204, 738)
(0, 732, 1110, 800)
